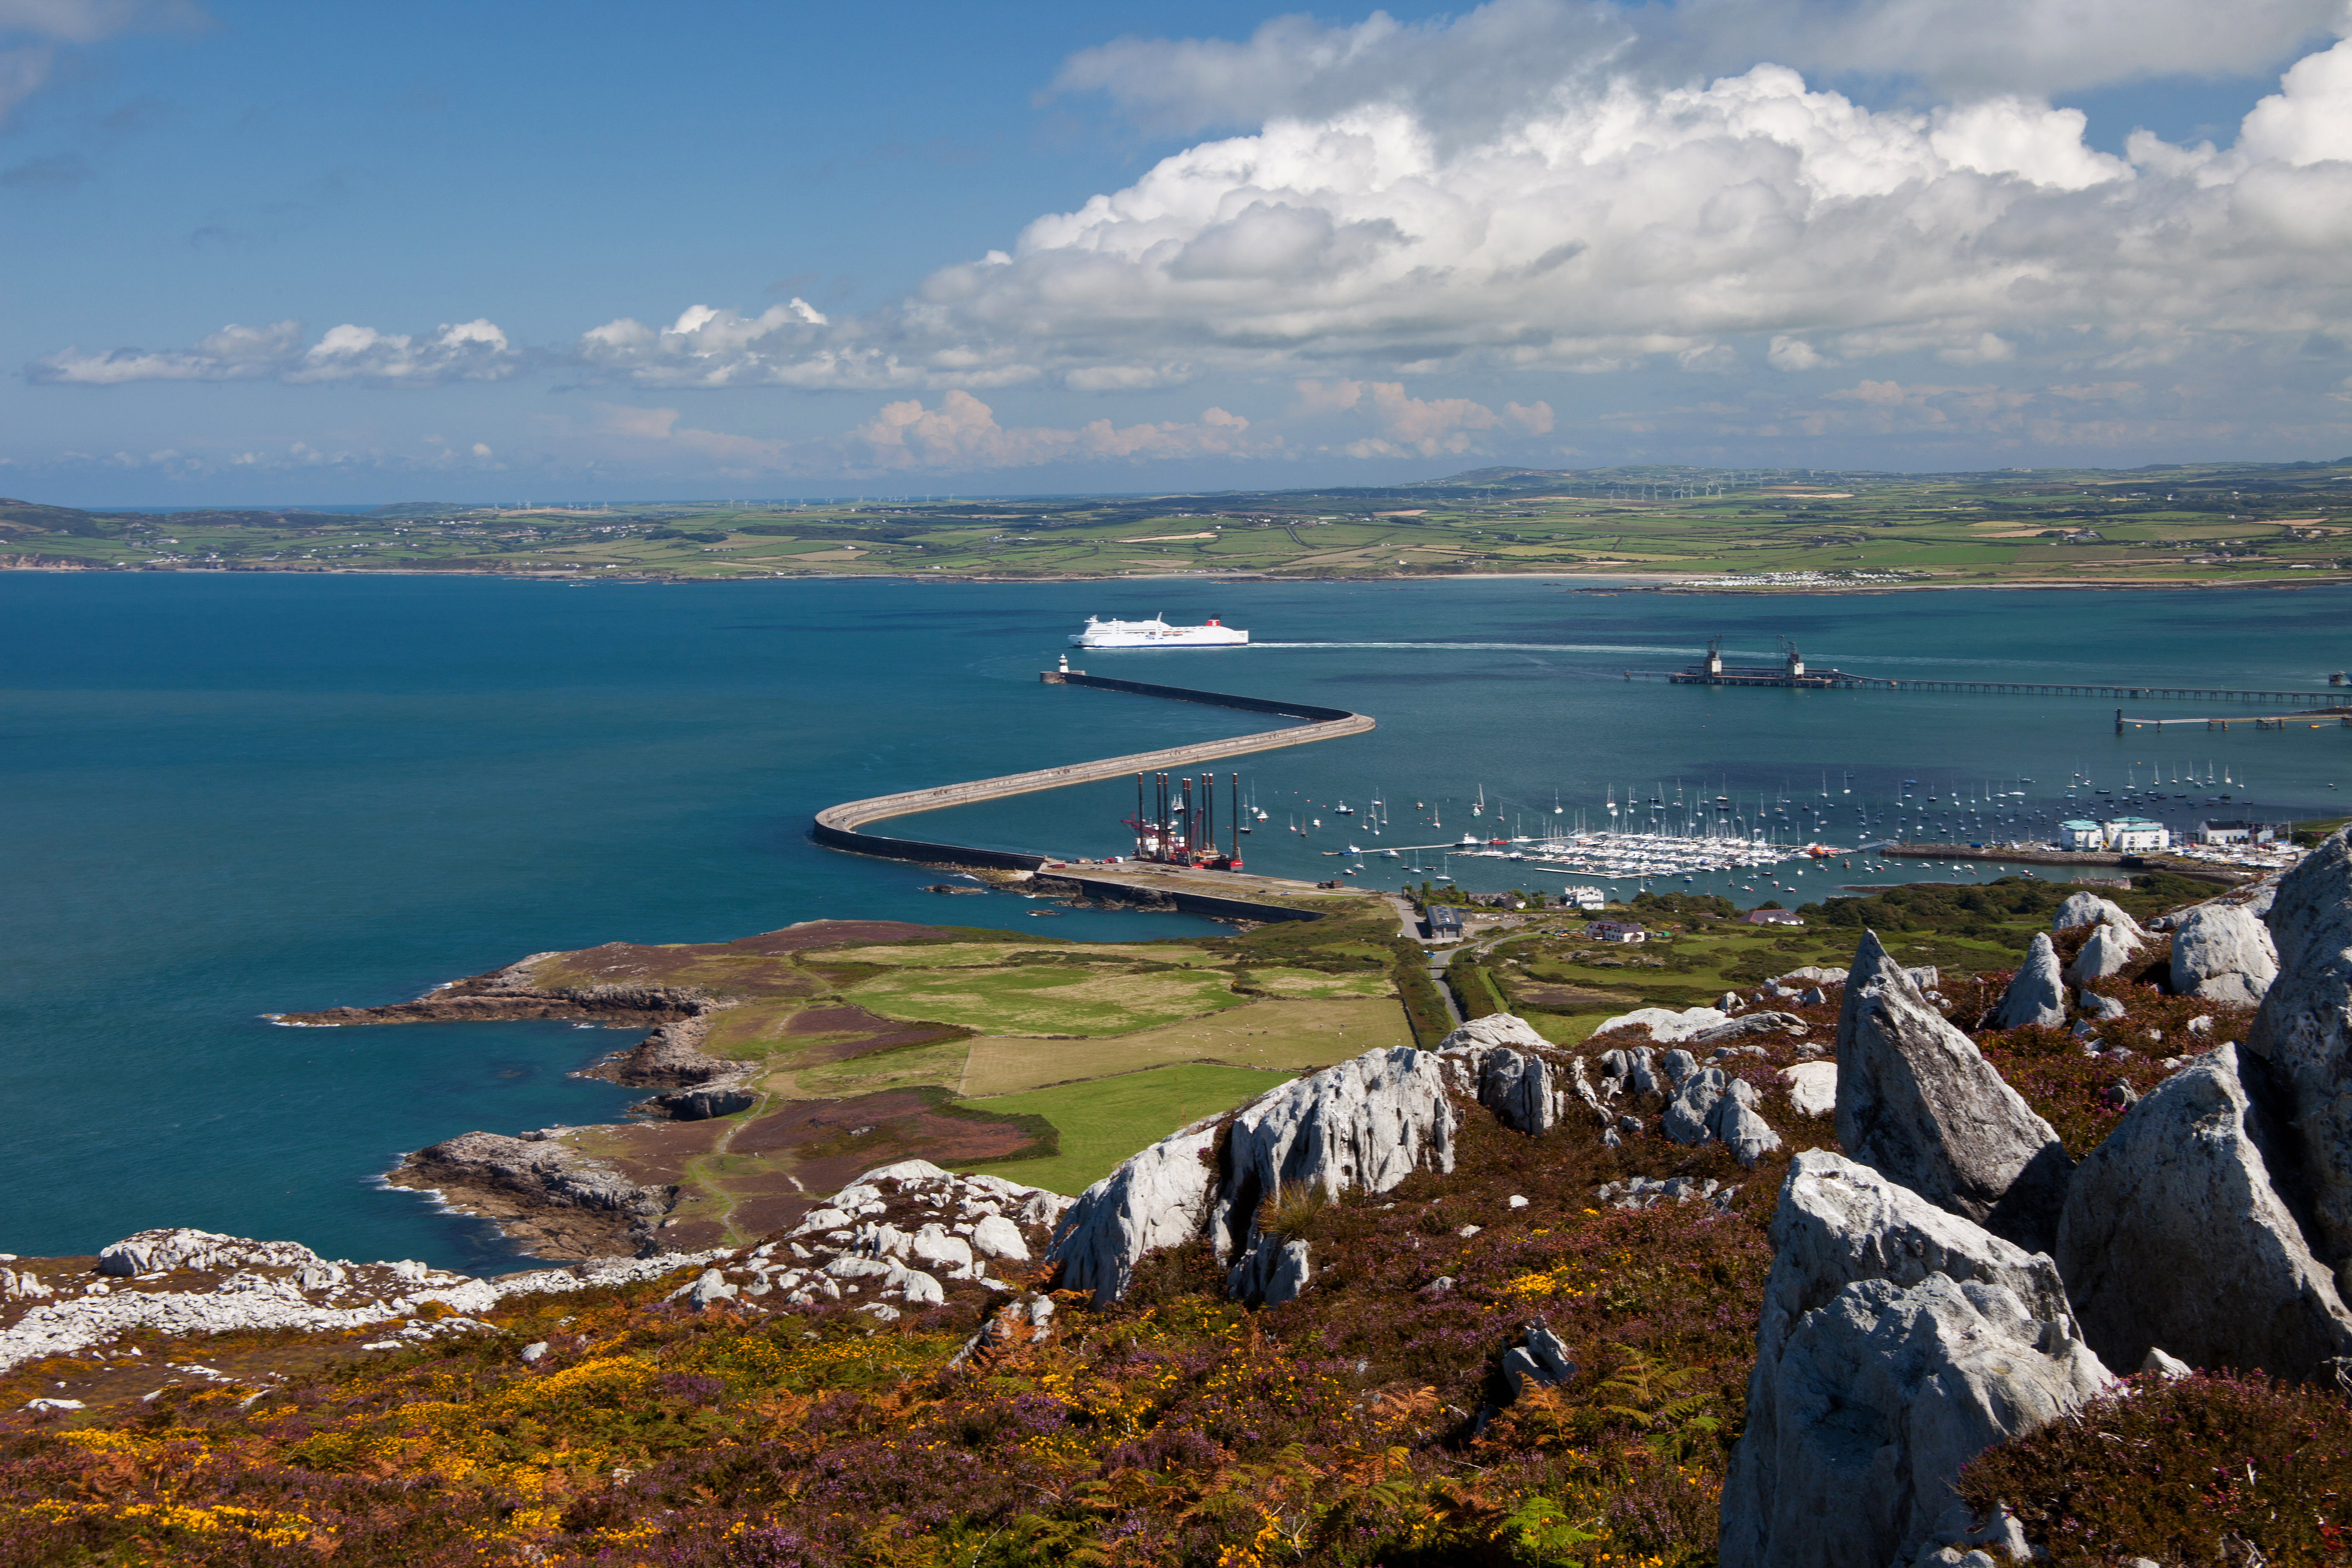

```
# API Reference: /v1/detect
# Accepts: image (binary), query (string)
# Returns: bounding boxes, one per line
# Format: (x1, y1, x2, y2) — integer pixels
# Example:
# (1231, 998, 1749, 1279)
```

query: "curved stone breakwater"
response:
(810, 672, 1374, 875)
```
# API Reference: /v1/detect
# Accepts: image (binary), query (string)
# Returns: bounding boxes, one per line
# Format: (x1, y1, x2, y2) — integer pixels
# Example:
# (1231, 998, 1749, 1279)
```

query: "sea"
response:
(4, 571, 2346, 1271)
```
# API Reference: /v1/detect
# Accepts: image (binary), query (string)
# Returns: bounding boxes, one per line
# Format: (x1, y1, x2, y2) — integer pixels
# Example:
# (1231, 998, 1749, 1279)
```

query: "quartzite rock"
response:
(1689, 1012, 1810, 1049)
(1721, 1151, 2109, 1568)
(1501, 1321, 1577, 1397)
(2055, 1041, 2352, 1378)
(2054, 893, 2144, 938)
(1835, 931, 2075, 1252)
(1985, 934, 2067, 1030)
(2066, 921, 2146, 986)
(1228, 1235, 1313, 1307)
(1048, 1119, 1222, 1308)
(1780, 1060, 1838, 1117)
(1591, 1005, 1731, 1043)
(2171, 901, 2280, 1007)
(2248, 826, 2352, 1266)
(1211, 1046, 1457, 1262)
(1439, 1014, 1570, 1134)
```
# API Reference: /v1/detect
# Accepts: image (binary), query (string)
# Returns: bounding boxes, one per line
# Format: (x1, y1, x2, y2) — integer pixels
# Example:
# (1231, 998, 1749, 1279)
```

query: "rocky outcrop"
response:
(2055, 1042, 2352, 1378)
(387, 1132, 679, 1259)
(2066, 920, 2145, 986)
(579, 1010, 743, 1088)
(652, 1084, 758, 1120)
(1228, 1236, 1314, 1307)
(5, 1228, 717, 1375)
(2054, 893, 2144, 937)
(1439, 1015, 1574, 1135)
(2170, 902, 2279, 1006)
(1049, 1120, 1222, 1308)
(2247, 826, 2352, 1265)
(1835, 931, 2075, 1252)
(1501, 1321, 1577, 1397)
(1591, 1005, 1730, 1043)
(1722, 1152, 2110, 1568)
(1662, 1068, 1784, 1167)
(1688, 1012, 1810, 1049)
(1214, 1047, 1458, 1303)
(1985, 933, 2066, 1030)
(1212, 1047, 1457, 1257)
(1779, 1060, 1837, 1118)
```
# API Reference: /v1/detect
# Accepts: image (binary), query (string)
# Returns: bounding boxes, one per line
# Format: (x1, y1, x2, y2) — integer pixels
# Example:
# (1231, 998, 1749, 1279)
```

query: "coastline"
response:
(5, 558, 2349, 593)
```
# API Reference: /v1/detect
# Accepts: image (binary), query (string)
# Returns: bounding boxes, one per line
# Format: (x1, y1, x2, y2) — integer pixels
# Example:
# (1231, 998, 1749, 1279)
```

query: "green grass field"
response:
(952, 1063, 1300, 1194)
(845, 963, 1248, 1035)
(8, 458, 2347, 587)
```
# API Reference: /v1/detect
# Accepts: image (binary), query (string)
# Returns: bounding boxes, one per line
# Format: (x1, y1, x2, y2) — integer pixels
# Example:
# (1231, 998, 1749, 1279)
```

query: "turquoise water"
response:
(4, 573, 2347, 1269)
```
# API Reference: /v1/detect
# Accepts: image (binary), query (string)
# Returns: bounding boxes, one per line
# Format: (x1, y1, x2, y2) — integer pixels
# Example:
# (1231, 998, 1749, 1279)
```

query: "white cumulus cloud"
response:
(32, 318, 524, 384)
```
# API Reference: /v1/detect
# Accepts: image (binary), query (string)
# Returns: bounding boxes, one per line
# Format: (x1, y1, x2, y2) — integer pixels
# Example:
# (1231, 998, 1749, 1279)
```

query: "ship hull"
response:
(1070, 628, 1248, 648)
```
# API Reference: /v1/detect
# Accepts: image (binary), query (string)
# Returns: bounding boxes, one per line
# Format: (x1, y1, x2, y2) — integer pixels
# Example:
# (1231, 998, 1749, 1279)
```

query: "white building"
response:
(2196, 820, 2285, 846)
(2059, 817, 2171, 852)
(2104, 818, 2171, 852)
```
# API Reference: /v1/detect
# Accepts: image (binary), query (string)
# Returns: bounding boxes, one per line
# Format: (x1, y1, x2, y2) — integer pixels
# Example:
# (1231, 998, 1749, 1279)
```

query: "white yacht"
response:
(1070, 615, 1248, 649)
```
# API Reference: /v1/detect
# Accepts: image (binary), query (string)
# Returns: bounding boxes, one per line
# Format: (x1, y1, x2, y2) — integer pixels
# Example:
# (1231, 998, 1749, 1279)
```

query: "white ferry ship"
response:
(1070, 614, 1248, 649)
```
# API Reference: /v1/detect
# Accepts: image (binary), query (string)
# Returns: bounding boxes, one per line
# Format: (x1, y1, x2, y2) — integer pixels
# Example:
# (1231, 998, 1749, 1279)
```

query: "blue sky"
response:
(4, 0, 2350, 503)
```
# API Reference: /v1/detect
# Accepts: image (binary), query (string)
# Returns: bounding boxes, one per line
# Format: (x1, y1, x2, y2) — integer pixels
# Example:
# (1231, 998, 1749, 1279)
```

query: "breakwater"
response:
(810, 673, 1375, 900)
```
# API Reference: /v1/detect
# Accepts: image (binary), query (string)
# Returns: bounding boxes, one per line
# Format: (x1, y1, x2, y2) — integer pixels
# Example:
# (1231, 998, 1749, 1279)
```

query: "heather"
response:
(0, 1108, 1774, 1567)
(7, 869, 2345, 1566)
(1958, 1373, 2352, 1566)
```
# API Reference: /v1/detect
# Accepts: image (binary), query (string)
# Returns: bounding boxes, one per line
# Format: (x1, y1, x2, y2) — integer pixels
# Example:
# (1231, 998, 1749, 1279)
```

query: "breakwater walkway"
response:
(810, 671, 1376, 921)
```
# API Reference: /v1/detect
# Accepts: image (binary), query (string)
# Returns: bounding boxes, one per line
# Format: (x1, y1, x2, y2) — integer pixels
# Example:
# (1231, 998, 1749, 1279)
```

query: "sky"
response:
(4, 0, 2351, 504)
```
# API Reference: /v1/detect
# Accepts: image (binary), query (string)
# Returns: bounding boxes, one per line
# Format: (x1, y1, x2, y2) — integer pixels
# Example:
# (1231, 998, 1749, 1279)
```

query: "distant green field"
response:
(6, 459, 2346, 587)
(846, 963, 1247, 1035)
(953, 1063, 1298, 1194)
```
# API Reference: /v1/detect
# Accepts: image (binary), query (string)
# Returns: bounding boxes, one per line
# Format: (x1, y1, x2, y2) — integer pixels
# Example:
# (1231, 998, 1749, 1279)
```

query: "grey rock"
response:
(1500, 1321, 1577, 1398)
(1781, 1060, 1838, 1117)
(1835, 931, 2076, 1252)
(520, 1341, 549, 1363)
(2141, 1347, 2192, 1379)
(2055, 893, 2145, 937)
(2172, 902, 2280, 1007)
(1212, 1047, 1457, 1262)
(1603, 1045, 1665, 1096)
(2068, 921, 2146, 986)
(969, 1215, 1029, 1261)
(2061, 1039, 2352, 1378)
(1441, 1017, 1570, 1134)
(1720, 990, 1746, 1012)
(2248, 827, 2352, 1263)
(1048, 1119, 1221, 1308)
(653, 1084, 757, 1121)
(1986, 934, 2067, 1030)
(1772, 966, 1846, 987)
(678, 1268, 738, 1309)
(1663, 1067, 1740, 1144)
(1662, 1070, 1782, 1167)
(1906, 965, 1940, 993)
(1661, 1049, 1700, 1088)
(2080, 990, 2127, 1021)
(1723, 1152, 2109, 1568)
(1592, 1005, 1730, 1043)
(1715, 1098, 1784, 1168)
(1689, 1012, 1810, 1049)
(1227, 1236, 1313, 1306)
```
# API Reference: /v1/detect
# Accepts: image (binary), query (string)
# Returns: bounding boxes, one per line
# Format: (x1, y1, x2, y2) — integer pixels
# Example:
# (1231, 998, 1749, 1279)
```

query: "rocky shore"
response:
(279, 955, 761, 1253)
(381, 1130, 681, 1260)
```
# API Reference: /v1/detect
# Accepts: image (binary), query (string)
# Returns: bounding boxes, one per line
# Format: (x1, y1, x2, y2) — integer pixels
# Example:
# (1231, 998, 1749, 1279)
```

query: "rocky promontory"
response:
(382, 1130, 682, 1260)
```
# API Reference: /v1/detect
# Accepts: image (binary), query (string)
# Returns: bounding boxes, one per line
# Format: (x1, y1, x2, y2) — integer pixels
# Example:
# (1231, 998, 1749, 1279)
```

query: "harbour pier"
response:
(1653, 637, 2352, 707)
(810, 671, 1377, 922)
